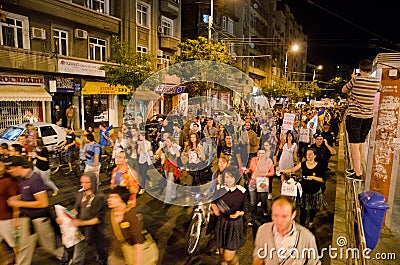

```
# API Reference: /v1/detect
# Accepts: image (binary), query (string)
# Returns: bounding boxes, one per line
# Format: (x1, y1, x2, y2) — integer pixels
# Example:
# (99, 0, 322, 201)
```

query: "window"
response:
(249, 15, 256, 29)
(137, 3, 149, 27)
(53, 29, 68, 56)
(161, 16, 173, 36)
(0, 126, 24, 141)
(137, 46, 147, 54)
(222, 16, 227, 31)
(39, 126, 57, 137)
(87, 0, 109, 14)
(0, 12, 30, 49)
(89, 37, 106, 61)
(227, 18, 234, 34)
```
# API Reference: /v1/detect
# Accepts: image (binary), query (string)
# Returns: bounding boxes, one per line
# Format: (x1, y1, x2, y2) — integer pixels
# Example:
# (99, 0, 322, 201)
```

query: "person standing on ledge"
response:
(342, 59, 381, 180)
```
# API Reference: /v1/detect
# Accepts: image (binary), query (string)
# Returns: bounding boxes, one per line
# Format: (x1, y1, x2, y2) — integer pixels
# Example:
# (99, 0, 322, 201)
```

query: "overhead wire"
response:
(305, 0, 400, 51)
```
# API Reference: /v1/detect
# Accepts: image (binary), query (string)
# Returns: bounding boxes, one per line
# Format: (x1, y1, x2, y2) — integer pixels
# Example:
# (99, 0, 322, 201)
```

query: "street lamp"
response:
(313, 65, 323, 82)
(284, 44, 299, 78)
(208, 0, 213, 42)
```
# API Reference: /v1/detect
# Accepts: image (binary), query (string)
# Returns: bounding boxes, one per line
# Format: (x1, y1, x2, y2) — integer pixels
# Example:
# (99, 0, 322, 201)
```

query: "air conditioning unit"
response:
(74, 29, 88, 39)
(157, 50, 163, 57)
(157, 26, 164, 34)
(31, 27, 46, 40)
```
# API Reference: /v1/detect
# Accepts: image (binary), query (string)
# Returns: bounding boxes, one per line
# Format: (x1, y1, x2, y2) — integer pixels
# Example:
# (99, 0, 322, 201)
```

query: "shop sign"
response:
(155, 85, 185, 94)
(55, 77, 80, 93)
(58, 59, 105, 77)
(94, 111, 109, 122)
(0, 74, 44, 85)
(82, 82, 129, 95)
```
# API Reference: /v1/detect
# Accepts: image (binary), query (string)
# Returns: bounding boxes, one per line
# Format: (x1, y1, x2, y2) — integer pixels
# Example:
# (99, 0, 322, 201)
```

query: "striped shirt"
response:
(346, 76, 380, 118)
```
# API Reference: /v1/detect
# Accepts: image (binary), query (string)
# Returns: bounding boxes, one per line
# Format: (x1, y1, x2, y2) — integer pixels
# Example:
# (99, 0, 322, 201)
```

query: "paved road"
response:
(0, 152, 338, 265)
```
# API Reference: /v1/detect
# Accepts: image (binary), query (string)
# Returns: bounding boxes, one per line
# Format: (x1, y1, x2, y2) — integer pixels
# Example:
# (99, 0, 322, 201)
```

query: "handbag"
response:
(256, 176, 269, 192)
(111, 210, 159, 265)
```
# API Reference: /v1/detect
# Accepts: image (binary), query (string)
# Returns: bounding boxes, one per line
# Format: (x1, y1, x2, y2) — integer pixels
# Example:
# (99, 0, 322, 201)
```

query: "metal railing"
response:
(343, 115, 368, 265)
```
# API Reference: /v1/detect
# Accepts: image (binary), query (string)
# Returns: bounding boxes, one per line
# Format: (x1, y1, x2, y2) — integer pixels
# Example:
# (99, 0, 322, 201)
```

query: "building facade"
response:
(1, 0, 182, 130)
(181, 0, 308, 103)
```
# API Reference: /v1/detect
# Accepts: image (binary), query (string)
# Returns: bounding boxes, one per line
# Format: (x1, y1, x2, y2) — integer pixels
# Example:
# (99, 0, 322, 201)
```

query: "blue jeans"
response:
(249, 189, 269, 222)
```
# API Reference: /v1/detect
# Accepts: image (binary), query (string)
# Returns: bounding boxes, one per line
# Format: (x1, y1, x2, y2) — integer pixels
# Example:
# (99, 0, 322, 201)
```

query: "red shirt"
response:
(0, 174, 19, 220)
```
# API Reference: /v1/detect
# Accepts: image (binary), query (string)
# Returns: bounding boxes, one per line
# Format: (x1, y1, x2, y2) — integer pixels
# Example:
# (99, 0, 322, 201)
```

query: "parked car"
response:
(213, 110, 231, 122)
(0, 122, 66, 151)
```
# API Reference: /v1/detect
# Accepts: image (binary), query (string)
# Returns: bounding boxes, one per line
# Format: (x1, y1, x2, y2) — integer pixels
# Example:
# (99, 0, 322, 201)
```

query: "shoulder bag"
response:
(110, 210, 159, 265)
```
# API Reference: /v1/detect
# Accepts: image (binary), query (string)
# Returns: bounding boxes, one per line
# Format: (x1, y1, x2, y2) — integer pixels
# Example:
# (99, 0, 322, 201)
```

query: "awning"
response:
(82, 82, 129, 95)
(131, 89, 160, 100)
(0, 85, 52, 101)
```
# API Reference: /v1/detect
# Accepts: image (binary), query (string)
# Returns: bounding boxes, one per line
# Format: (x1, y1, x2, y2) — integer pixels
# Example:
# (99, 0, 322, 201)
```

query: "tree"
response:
(171, 36, 236, 97)
(323, 77, 346, 99)
(298, 82, 322, 100)
(261, 77, 302, 101)
(100, 36, 156, 95)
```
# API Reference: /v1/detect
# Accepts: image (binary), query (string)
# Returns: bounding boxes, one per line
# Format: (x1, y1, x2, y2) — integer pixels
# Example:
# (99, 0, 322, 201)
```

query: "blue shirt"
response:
(86, 143, 101, 166)
(99, 129, 109, 147)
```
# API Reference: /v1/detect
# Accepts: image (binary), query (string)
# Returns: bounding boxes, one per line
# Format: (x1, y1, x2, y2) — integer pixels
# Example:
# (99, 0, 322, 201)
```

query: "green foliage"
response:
(298, 82, 322, 99)
(171, 36, 236, 97)
(175, 36, 234, 64)
(261, 77, 301, 100)
(100, 36, 156, 93)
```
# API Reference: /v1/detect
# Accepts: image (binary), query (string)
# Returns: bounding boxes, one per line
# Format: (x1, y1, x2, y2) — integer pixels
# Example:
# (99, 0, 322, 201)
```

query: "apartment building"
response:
(181, 0, 308, 103)
(0, 0, 181, 129)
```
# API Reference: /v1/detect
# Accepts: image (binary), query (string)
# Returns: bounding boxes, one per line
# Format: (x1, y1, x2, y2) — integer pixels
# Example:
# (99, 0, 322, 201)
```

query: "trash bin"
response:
(358, 191, 389, 250)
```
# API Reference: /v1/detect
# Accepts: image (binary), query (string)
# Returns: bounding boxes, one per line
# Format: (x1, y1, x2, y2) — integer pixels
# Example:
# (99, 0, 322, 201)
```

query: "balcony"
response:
(8, 0, 120, 33)
(0, 46, 56, 72)
(160, 35, 180, 51)
(160, 0, 180, 19)
(248, 65, 267, 78)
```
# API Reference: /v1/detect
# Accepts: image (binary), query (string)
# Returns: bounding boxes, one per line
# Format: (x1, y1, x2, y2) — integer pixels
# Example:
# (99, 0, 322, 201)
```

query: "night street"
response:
(0, 152, 338, 265)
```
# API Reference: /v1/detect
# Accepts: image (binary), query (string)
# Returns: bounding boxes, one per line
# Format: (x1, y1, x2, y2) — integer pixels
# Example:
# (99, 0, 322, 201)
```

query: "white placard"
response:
(281, 182, 298, 197)
(281, 113, 296, 134)
(54, 204, 85, 248)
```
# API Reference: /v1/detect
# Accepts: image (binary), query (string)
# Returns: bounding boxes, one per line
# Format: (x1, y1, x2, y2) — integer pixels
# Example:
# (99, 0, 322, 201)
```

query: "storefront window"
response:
(84, 95, 108, 128)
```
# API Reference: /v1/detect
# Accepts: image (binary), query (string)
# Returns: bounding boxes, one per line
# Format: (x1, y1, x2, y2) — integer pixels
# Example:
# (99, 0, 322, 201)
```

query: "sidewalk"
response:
(332, 128, 400, 265)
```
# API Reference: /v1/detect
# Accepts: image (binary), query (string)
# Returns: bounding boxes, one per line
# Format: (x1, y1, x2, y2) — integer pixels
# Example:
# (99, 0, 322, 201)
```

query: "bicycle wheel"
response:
(74, 162, 84, 177)
(186, 213, 202, 255)
(49, 157, 61, 175)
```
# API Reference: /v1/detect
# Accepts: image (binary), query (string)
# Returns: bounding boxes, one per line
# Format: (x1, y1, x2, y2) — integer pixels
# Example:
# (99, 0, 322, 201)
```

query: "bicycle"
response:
(185, 193, 213, 255)
(74, 158, 86, 177)
(49, 145, 69, 175)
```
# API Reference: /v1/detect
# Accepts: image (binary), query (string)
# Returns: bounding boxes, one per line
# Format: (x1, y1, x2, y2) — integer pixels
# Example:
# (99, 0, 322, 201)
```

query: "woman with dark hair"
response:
(33, 138, 59, 196)
(86, 126, 96, 139)
(277, 130, 298, 182)
(211, 167, 247, 265)
(107, 186, 144, 265)
(280, 148, 326, 229)
(155, 137, 181, 203)
(183, 133, 205, 186)
(216, 124, 227, 158)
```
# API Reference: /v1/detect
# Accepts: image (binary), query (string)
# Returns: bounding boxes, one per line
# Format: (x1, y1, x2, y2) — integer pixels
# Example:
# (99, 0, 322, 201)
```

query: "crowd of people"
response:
(0, 58, 382, 265)
(0, 100, 344, 265)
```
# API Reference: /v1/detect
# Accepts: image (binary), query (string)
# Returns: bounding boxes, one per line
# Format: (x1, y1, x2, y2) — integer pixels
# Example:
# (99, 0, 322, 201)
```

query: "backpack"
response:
(86, 143, 102, 162)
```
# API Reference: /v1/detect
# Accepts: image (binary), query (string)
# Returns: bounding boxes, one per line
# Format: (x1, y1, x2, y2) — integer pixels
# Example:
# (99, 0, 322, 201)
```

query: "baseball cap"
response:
(4, 156, 32, 168)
